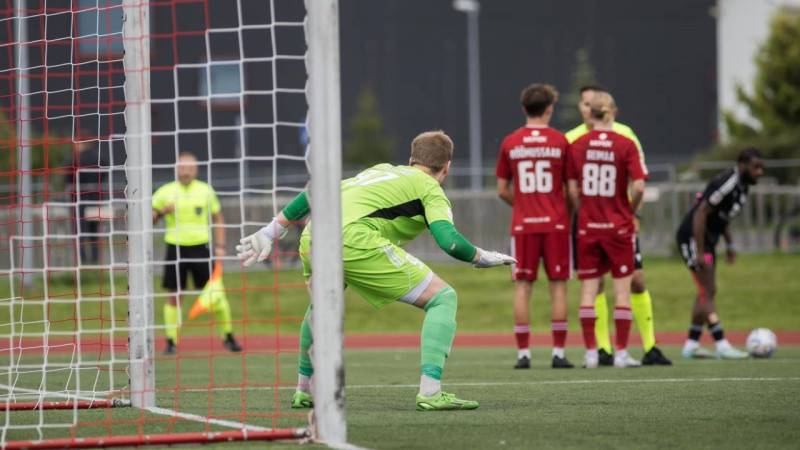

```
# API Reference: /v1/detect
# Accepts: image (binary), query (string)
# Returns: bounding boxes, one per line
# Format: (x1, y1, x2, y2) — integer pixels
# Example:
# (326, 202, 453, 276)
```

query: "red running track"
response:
(5, 331, 799, 354)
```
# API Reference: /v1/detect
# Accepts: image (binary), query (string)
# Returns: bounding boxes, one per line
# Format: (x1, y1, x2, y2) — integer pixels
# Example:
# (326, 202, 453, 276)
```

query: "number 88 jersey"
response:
(494, 125, 570, 235)
(566, 130, 648, 233)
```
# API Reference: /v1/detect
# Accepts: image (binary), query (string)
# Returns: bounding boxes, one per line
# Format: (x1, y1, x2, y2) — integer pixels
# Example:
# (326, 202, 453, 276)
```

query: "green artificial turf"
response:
(3, 347, 799, 449)
(3, 253, 799, 336)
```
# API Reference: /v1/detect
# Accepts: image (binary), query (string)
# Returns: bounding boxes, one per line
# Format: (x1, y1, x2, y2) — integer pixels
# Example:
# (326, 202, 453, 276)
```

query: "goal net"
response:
(1, 0, 343, 447)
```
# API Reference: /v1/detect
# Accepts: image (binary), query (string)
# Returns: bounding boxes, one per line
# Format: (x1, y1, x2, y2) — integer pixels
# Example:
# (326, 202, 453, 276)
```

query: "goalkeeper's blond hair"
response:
(410, 131, 453, 174)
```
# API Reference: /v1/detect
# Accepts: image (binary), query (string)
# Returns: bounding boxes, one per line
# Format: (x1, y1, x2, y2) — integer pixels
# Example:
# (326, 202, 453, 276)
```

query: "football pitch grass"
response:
(4, 346, 800, 449)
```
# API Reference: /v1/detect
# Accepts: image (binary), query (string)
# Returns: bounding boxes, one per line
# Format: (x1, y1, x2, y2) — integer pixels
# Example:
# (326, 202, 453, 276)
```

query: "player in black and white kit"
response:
(676, 148, 764, 359)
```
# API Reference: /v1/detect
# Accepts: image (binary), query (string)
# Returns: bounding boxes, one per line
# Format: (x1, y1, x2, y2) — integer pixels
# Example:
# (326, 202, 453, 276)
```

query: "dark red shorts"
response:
(575, 231, 635, 279)
(510, 233, 571, 282)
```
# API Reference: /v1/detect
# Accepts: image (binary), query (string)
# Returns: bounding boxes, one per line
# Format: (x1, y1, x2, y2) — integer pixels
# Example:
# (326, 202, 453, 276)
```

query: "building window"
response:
(76, 0, 125, 58)
(198, 60, 243, 108)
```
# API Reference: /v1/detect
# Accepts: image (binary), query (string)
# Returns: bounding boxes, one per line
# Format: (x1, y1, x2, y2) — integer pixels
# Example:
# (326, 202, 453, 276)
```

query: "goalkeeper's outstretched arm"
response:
(237, 190, 310, 266)
(428, 220, 516, 268)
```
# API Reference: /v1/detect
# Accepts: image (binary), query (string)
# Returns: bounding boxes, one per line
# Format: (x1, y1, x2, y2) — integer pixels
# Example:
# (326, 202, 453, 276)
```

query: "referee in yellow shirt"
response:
(152, 152, 241, 355)
(566, 84, 670, 366)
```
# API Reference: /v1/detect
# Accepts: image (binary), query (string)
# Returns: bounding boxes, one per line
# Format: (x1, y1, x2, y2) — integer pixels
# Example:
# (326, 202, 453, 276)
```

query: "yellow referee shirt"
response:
(152, 179, 221, 246)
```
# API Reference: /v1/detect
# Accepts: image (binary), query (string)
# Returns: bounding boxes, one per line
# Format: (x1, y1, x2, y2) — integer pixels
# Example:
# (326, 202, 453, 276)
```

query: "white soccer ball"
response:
(746, 328, 777, 358)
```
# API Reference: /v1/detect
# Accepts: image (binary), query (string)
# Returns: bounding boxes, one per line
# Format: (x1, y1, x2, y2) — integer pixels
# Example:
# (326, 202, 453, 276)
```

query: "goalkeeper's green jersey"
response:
(305, 163, 455, 250)
(565, 122, 645, 160)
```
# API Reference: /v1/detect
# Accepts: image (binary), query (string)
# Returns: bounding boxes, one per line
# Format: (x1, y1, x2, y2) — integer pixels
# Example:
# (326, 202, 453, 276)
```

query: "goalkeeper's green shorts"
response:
(299, 234, 432, 308)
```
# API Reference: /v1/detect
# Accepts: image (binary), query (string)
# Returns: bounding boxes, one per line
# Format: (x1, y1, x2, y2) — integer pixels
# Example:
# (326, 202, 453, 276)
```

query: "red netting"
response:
(1, 0, 311, 446)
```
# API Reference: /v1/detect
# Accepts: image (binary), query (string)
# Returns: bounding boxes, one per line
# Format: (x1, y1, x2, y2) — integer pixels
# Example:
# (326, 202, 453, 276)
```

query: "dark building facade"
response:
(2, 0, 716, 193)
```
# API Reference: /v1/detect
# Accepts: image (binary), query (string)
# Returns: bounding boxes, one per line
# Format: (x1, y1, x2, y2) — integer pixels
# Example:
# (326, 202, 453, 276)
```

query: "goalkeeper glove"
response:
(236, 219, 288, 267)
(473, 248, 516, 268)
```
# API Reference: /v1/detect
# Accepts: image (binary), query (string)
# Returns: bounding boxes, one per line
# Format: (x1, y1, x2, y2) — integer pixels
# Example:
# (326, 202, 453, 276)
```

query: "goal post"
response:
(305, 0, 346, 445)
(122, 0, 156, 410)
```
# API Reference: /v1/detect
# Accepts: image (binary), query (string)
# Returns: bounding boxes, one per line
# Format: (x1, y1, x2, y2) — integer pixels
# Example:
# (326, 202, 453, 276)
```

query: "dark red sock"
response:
(614, 306, 633, 350)
(551, 320, 567, 349)
(514, 323, 530, 350)
(578, 307, 597, 350)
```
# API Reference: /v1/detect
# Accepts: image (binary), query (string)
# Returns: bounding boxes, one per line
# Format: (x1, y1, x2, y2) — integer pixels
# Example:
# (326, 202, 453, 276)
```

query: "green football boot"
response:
(415, 391, 478, 411)
(291, 391, 313, 409)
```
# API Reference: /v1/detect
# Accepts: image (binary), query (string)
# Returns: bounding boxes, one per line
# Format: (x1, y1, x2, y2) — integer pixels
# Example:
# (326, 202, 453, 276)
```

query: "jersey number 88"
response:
(582, 163, 616, 197)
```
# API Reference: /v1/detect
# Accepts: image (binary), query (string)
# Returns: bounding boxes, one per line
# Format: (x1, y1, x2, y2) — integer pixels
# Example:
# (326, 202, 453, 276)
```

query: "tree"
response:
(723, 9, 800, 140)
(556, 47, 597, 128)
(704, 8, 800, 184)
(344, 84, 393, 169)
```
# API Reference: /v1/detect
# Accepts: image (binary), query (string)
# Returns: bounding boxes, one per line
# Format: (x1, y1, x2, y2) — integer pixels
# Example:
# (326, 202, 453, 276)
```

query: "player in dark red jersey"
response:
(566, 92, 647, 368)
(676, 148, 764, 360)
(495, 84, 573, 369)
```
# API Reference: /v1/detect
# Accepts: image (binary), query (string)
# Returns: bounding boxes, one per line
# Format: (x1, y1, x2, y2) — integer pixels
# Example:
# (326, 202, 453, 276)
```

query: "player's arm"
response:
(630, 179, 645, 214)
(723, 225, 736, 264)
(428, 220, 515, 268)
(212, 211, 226, 256)
(494, 142, 513, 206)
(496, 178, 513, 206)
(151, 189, 174, 224)
(566, 179, 580, 215)
(237, 190, 310, 266)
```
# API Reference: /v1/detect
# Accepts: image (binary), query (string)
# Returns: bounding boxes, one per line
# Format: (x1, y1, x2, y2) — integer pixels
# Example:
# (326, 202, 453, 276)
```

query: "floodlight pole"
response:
(15, 0, 34, 286)
(453, 0, 482, 190)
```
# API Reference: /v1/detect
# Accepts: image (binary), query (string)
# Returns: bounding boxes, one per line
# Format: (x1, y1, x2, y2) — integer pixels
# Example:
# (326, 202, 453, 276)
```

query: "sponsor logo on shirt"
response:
(587, 222, 614, 229)
(588, 140, 612, 148)
(523, 216, 552, 224)
(522, 130, 548, 144)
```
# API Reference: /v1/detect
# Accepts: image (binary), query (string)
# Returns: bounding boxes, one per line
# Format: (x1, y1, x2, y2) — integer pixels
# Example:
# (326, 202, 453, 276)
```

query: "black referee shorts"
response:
(162, 243, 211, 291)
(634, 236, 643, 270)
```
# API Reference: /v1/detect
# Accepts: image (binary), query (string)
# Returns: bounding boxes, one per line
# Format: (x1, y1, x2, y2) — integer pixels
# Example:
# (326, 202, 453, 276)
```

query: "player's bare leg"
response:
(549, 279, 573, 368)
(611, 275, 639, 367)
(579, 278, 601, 368)
(512, 280, 533, 368)
(685, 264, 746, 359)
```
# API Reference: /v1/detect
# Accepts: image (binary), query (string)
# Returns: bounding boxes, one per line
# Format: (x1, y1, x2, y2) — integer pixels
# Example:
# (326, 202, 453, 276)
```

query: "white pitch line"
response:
(177, 376, 800, 393)
(145, 406, 273, 432)
(0, 382, 302, 435)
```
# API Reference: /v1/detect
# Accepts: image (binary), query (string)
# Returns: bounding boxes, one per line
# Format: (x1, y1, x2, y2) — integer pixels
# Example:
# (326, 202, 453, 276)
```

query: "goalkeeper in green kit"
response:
(237, 131, 515, 411)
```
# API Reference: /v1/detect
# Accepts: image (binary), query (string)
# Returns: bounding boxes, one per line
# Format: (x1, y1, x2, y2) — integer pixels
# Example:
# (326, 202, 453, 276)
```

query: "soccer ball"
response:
(745, 328, 777, 358)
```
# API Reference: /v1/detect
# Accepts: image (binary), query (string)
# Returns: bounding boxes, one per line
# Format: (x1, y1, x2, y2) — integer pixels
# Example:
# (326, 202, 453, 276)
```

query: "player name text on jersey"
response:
(586, 150, 615, 162)
(509, 146, 562, 160)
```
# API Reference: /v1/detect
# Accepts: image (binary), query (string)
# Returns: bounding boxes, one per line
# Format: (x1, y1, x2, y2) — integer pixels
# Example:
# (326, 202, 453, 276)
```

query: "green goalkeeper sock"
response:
(213, 297, 234, 337)
(164, 303, 179, 344)
(298, 304, 314, 377)
(631, 290, 656, 352)
(421, 286, 458, 380)
(594, 292, 612, 353)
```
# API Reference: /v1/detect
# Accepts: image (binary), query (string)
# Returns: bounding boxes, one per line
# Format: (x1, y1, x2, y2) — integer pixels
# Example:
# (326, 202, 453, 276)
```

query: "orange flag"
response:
(188, 261, 226, 319)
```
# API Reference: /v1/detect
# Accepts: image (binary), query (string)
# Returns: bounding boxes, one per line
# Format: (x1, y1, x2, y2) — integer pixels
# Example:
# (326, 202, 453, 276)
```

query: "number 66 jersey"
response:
(494, 125, 570, 235)
(567, 130, 648, 234)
